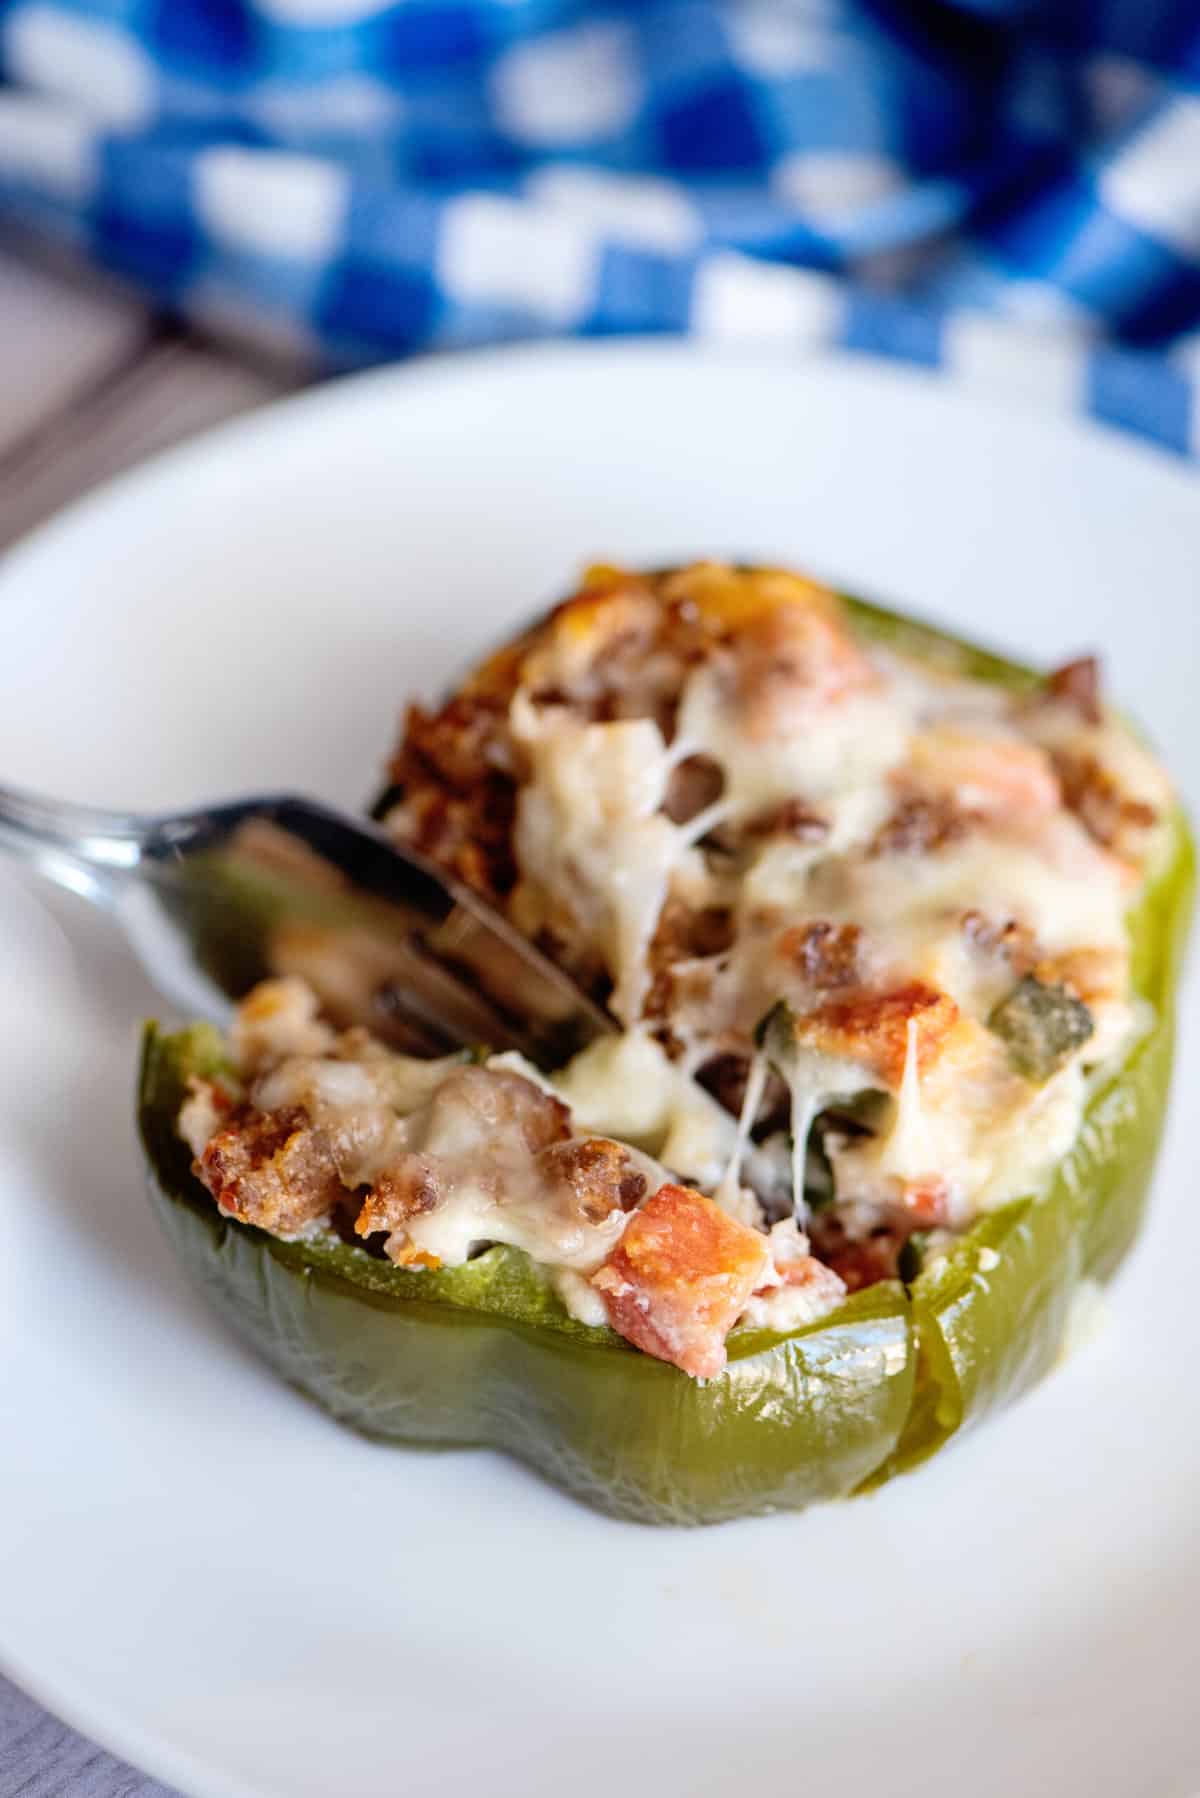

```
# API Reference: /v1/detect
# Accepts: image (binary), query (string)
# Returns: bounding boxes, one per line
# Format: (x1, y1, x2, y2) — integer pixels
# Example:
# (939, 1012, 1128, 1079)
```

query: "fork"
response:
(0, 784, 612, 1065)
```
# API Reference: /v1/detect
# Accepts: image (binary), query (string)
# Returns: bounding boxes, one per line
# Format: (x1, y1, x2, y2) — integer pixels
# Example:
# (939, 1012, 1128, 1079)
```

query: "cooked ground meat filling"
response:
(180, 563, 1173, 1376)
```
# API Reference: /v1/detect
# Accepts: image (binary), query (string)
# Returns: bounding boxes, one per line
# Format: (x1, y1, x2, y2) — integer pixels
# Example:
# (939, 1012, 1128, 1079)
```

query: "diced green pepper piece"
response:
(988, 975, 1094, 1081)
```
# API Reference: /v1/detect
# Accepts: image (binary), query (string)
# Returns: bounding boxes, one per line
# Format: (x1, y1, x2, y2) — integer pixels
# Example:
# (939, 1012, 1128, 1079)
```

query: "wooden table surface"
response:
(0, 233, 298, 1798)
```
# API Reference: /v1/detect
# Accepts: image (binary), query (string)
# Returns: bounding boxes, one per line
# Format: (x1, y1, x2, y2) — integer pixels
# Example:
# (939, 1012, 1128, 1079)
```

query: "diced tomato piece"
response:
(900, 1177, 952, 1227)
(789, 981, 960, 1088)
(734, 595, 877, 735)
(591, 1184, 770, 1379)
(904, 727, 1061, 821)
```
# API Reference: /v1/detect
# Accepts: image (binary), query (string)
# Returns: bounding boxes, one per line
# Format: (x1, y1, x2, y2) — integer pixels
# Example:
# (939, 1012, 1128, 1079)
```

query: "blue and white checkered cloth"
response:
(0, 0, 1198, 456)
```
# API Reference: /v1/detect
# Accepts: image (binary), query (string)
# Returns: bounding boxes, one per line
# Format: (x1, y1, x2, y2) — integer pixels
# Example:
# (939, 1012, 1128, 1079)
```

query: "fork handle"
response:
(0, 783, 150, 903)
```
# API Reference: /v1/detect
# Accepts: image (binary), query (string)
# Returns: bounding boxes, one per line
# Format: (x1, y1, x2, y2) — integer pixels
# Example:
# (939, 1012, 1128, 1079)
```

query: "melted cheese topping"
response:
(511, 698, 696, 1026)
(552, 1029, 737, 1192)
(496, 568, 1170, 1231)
(877, 1020, 940, 1184)
(237, 1032, 671, 1272)
(675, 662, 910, 824)
(190, 569, 1173, 1345)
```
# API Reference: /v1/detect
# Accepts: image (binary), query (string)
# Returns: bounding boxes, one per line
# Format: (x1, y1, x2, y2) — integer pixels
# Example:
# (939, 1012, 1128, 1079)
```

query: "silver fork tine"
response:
(0, 783, 613, 1064)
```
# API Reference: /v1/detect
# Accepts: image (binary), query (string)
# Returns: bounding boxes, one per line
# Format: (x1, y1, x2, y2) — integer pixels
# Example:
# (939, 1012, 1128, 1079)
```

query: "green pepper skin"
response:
(874, 800, 1194, 1480)
(841, 595, 1194, 1480)
(135, 599, 1193, 1523)
(1085, 817, 1196, 1281)
(139, 1025, 915, 1526)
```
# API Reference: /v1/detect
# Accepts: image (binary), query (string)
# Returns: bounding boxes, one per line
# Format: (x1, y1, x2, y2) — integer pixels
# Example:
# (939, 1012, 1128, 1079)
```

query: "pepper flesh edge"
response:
(866, 800, 1194, 1482)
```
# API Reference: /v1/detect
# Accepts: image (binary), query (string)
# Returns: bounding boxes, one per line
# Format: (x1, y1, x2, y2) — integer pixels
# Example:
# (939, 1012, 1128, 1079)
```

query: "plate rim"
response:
(1, 334, 1197, 1798)
(1, 335, 1196, 596)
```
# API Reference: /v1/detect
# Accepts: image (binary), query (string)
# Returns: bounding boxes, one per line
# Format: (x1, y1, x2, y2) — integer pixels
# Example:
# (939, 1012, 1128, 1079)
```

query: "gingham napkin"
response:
(0, 0, 1197, 455)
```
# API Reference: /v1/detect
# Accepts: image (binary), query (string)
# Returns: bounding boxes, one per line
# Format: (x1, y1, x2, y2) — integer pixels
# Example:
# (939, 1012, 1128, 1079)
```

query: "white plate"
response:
(1, 343, 1197, 1798)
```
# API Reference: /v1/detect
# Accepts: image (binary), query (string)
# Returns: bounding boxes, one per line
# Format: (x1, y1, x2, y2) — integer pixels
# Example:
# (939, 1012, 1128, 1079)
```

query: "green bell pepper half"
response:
(138, 1021, 914, 1526)
(134, 596, 1193, 1524)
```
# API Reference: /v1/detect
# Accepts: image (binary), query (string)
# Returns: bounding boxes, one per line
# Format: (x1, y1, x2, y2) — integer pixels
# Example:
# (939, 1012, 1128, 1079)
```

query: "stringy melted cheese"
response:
(497, 568, 1169, 1228)
(552, 1030, 737, 1190)
(190, 569, 1173, 1342)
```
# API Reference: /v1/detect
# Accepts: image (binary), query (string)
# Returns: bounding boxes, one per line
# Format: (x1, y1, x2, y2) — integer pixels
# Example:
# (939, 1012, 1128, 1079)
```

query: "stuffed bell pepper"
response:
(138, 563, 1193, 1523)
